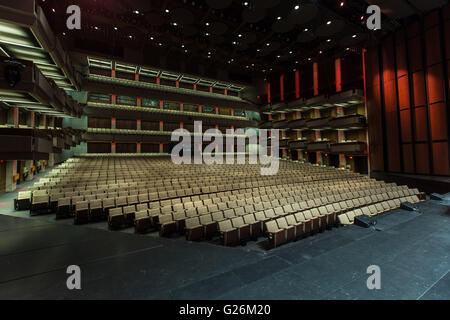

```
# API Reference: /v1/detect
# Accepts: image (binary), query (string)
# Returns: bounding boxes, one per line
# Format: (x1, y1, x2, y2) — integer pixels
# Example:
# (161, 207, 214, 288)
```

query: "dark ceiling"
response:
(38, 0, 447, 84)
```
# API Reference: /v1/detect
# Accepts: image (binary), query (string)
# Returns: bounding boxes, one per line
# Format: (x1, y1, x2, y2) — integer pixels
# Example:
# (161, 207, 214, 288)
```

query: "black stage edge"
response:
(371, 171, 450, 194)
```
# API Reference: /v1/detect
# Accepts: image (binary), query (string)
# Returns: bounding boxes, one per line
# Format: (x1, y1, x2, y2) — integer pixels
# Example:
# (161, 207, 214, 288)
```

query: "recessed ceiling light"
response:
(304, 28, 308, 32)
(159, 42, 162, 46)
(266, 43, 270, 46)
(352, 34, 357, 38)
(94, 26, 99, 30)
(185, 49, 188, 53)
(51, 8, 55, 13)
(346, 47, 350, 51)
(294, 5, 300, 10)
(150, 36, 154, 40)
(128, 35, 133, 39)
(277, 55, 281, 58)
(340, 2, 344, 7)
(319, 50, 323, 54)
(165, 9, 170, 13)
(289, 51, 293, 54)
(308, 58, 311, 61)
(206, 22, 210, 26)
(238, 34, 242, 37)
(205, 33, 209, 36)
(232, 41, 237, 45)
(172, 22, 177, 26)
(244, 2, 249, 6)
(277, 16, 282, 20)
(133, 10, 140, 14)
(62, 32, 66, 36)
(257, 49, 261, 52)
(327, 21, 332, 25)
(327, 38, 331, 42)
(114, 26, 118, 30)
(181, 44, 185, 48)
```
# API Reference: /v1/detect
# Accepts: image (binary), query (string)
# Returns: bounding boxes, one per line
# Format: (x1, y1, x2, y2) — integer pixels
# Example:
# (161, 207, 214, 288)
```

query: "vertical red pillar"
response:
(137, 98, 141, 107)
(159, 143, 164, 153)
(159, 121, 163, 131)
(135, 73, 139, 81)
(111, 142, 116, 153)
(193, 83, 197, 90)
(295, 70, 300, 99)
(335, 58, 342, 92)
(224, 89, 228, 95)
(136, 142, 141, 153)
(111, 69, 116, 78)
(156, 77, 160, 85)
(267, 82, 271, 104)
(209, 86, 213, 93)
(180, 103, 184, 111)
(176, 80, 179, 88)
(137, 119, 141, 130)
(280, 74, 285, 101)
(159, 100, 163, 109)
(111, 94, 116, 105)
(111, 117, 116, 129)
(313, 62, 319, 96)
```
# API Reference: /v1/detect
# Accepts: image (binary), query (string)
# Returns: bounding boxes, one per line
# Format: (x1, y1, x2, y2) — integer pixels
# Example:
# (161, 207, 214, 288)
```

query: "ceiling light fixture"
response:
(294, 5, 300, 10)
(327, 21, 332, 25)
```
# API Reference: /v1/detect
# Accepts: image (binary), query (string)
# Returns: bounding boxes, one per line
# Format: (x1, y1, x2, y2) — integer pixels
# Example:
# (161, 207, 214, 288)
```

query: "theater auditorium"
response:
(0, 0, 449, 300)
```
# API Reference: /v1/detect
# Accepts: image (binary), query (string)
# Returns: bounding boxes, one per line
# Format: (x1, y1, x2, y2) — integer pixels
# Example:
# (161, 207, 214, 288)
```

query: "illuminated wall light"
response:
(294, 5, 300, 10)
(277, 16, 282, 20)
(340, 1, 344, 7)
(165, 9, 170, 13)
(352, 34, 357, 38)
(304, 28, 308, 32)
(327, 20, 331, 25)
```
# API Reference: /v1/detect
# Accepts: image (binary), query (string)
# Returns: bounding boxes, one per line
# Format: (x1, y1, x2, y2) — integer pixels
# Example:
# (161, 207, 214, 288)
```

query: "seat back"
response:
(265, 220, 279, 233)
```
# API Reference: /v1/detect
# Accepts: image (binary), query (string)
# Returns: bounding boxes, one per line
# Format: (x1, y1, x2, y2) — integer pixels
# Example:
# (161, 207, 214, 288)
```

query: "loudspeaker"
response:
(400, 202, 418, 211)
(431, 193, 444, 201)
(354, 214, 376, 228)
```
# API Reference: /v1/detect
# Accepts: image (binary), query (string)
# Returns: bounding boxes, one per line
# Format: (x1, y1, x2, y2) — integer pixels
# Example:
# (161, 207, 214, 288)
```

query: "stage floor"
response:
(0, 190, 448, 300)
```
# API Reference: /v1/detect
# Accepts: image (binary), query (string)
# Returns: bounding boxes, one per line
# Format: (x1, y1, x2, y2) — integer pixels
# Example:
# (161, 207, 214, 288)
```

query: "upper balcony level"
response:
(0, 0, 79, 90)
(84, 57, 257, 110)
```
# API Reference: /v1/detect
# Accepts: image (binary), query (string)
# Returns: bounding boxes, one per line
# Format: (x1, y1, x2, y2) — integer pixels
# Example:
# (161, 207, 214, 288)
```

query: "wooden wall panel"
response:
(432, 142, 450, 175)
(427, 64, 445, 104)
(397, 76, 410, 109)
(402, 144, 415, 173)
(425, 27, 441, 66)
(415, 143, 430, 174)
(367, 83, 384, 171)
(414, 107, 429, 142)
(430, 103, 448, 141)
(400, 109, 412, 142)
(365, 5, 450, 177)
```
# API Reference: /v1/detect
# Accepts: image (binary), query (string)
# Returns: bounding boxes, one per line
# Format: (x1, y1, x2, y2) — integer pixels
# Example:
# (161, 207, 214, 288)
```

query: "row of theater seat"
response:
(20, 157, 424, 249)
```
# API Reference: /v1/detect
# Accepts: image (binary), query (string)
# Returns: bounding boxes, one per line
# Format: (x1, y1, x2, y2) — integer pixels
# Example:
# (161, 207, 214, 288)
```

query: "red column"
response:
(335, 58, 342, 92)
(313, 62, 319, 96)
(295, 70, 300, 99)
(280, 74, 285, 101)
